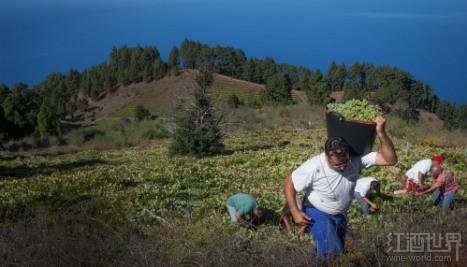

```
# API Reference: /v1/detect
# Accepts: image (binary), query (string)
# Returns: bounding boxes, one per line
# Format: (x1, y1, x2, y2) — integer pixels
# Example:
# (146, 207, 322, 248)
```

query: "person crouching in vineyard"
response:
(283, 116, 397, 261)
(393, 155, 444, 195)
(354, 177, 381, 216)
(416, 163, 459, 210)
(226, 192, 263, 225)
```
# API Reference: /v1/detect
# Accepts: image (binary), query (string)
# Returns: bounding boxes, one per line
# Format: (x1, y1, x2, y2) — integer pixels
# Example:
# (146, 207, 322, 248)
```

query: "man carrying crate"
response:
(283, 116, 397, 261)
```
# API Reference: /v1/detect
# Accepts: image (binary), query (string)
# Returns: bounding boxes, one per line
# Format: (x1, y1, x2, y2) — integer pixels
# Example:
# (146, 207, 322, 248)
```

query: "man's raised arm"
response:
(374, 116, 397, 166)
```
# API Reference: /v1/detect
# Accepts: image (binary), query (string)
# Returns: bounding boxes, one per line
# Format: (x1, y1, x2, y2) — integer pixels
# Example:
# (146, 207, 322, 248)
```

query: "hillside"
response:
(78, 70, 264, 123)
(77, 75, 443, 128)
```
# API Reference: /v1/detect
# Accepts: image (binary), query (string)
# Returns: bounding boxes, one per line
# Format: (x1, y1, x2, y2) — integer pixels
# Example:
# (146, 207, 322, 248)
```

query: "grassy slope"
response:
(210, 74, 262, 103)
(84, 70, 264, 120)
(1, 128, 466, 266)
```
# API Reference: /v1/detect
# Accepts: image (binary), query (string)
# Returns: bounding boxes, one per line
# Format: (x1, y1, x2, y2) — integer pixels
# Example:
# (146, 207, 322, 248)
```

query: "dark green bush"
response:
(227, 94, 241, 108)
(141, 124, 169, 140)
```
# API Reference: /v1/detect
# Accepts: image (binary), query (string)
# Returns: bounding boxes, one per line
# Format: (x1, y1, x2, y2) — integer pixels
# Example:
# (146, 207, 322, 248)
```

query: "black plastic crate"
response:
(326, 112, 377, 156)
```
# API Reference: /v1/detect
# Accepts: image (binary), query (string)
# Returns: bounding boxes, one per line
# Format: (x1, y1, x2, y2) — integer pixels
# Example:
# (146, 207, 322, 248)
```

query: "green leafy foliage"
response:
(0, 127, 466, 265)
(327, 99, 382, 121)
(1, 128, 465, 221)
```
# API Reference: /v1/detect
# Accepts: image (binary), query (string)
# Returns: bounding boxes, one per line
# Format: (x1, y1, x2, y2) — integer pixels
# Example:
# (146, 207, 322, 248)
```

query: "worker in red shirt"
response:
(416, 161, 459, 210)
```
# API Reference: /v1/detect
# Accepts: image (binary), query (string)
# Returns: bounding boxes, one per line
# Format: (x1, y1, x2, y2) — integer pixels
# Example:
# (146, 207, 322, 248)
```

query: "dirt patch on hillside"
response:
(417, 109, 444, 129)
(330, 90, 344, 103)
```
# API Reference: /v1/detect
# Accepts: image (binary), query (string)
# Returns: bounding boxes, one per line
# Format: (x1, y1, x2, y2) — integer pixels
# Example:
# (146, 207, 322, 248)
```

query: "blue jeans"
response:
(304, 207, 347, 260)
(354, 192, 369, 215)
(226, 205, 237, 222)
(432, 188, 456, 210)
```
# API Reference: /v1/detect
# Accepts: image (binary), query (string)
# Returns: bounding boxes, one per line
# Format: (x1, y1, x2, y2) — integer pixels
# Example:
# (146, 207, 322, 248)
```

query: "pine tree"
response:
(261, 57, 277, 83)
(343, 82, 365, 101)
(325, 62, 347, 91)
(168, 46, 180, 75)
(153, 58, 166, 80)
(259, 73, 293, 105)
(36, 101, 60, 138)
(2, 85, 40, 138)
(169, 69, 224, 156)
(143, 65, 153, 83)
(0, 107, 7, 145)
(307, 81, 332, 106)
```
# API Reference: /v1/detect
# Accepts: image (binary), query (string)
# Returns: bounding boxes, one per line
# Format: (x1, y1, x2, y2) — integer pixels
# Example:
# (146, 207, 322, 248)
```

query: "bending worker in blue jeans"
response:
(284, 116, 397, 260)
(354, 177, 381, 215)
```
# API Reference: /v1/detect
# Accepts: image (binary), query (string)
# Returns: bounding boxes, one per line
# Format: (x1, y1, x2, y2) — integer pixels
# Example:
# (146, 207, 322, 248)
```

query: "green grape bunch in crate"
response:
(327, 99, 382, 121)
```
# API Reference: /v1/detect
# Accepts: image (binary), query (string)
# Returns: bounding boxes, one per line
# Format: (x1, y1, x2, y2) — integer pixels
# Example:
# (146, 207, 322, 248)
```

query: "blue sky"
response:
(1, 0, 466, 103)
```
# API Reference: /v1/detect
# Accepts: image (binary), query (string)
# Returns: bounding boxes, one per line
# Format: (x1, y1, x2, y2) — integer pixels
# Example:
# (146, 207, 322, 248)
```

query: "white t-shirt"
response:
(405, 159, 431, 182)
(291, 152, 377, 215)
(355, 177, 377, 197)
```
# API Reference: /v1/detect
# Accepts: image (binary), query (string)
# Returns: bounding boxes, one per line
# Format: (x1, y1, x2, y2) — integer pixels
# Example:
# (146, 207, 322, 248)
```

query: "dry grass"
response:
(2, 204, 466, 267)
(0, 208, 313, 267)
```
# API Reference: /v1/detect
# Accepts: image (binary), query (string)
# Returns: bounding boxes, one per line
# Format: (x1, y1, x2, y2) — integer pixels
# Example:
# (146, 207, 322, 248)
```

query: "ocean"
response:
(1, 0, 466, 103)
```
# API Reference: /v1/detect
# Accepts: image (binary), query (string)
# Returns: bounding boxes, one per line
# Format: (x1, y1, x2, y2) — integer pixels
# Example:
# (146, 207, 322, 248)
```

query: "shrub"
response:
(141, 124, 169, 140)
(227, 94, 241, 108)
(83, 128, 105, 142)
(134, 105, 151, 121)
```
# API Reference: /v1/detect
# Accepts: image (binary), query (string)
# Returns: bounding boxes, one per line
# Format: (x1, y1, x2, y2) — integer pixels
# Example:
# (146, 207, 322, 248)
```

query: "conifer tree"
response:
(168, 46, 180, 75)
(169, 69, 223, 156)
(36, 101, 60, 138)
